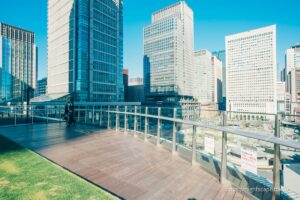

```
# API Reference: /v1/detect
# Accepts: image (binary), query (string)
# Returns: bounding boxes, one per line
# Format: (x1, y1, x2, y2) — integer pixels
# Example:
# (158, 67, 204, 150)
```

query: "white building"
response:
(226, 25, 277, 115)
(143, 1, 194, 104)
(194, 50, 222, 104)
(277, 81, 286, 112)
(285, 45, 300, 114)
(212, 56, 223, 104)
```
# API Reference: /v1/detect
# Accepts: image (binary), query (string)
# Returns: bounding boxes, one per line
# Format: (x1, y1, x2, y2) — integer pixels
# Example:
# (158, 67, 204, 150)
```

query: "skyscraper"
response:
(212, 50, 226, 98)
(226, 25, 277, 115)
(47, 0, 124, 102)
(143, 1, 194, 104)
(194, 50, 222, 104)
(285, 45, 300, 114)
(0, 22, 37, 103)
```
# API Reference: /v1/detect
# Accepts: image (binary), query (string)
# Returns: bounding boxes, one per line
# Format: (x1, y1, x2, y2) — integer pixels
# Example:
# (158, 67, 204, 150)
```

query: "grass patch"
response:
(0, 135, 118, 200)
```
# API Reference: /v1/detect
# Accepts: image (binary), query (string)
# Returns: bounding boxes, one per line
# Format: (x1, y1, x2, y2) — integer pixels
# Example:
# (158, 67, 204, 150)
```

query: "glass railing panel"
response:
(176, 123, 193, 161)
(195, 126, 222, 177)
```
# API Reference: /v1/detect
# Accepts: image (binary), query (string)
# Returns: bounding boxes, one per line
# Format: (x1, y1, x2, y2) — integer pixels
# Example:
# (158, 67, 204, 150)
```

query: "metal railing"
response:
(1, 104, 300, 199)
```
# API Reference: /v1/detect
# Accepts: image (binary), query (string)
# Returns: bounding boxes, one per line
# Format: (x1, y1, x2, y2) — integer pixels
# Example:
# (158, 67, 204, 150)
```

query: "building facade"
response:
(127, 77, 144, 103)
(123, 69, 128, 101)
(47, 0, 124, 102)
(226, 25, 277, 115)
(0, 22, 37, 103)
(35, 78, 47, 97)
(143, 1, 194, 105)
(212, 50, 226, 98)
(194, 50, 222, 105)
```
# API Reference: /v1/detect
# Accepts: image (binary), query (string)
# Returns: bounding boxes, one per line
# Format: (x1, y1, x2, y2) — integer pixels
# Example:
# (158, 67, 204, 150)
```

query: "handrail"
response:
(107, 110, 300, 150)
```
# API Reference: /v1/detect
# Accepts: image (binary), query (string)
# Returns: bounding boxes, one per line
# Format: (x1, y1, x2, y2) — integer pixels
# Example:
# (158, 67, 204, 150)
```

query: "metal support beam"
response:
(116, 106, 119, 132)
(92, 106, 95, 124)
(192, 125, 197, 165)
(78, 107, 80, 122)
(272, 114, 281, 200)
(220, 111, 228, 183)
(14, 107, 16, 126)
(124, 106, 128, 134)
(144, 107, 148, 141)
(85, 106, 87, 124)
(172, 108, 177, 154)
(157, 107, 161, 146)
(134, 106, 137, 136)
(108, 106, 111, 129)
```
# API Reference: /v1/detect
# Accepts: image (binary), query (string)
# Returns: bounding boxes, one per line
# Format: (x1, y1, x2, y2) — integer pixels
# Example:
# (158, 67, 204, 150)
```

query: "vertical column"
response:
(14, 107, 17, 126)
(92, 106, 95, 124)
(157, 107, 161, 146)
(108, 106, 111, 129)
(144, 107, 148, 141)
(192, 125, 197, 165)
(172, 107, 177, 154)
(77, 106, 80, 122)
(124, 106, 128, 134)
(100, 106, 103, 128)
(116, 106, 119, 132)
(85, 106, 87, 124)
(134, 106, 137, 136)
(220, 111, 228, 183)
(31, 107, 34, 124)
(46, 107, 49, 124)
(272, 114, 281, 200)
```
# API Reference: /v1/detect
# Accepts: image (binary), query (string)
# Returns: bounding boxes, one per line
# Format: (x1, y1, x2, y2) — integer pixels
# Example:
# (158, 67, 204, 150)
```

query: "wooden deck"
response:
(0, 124, 250, 200)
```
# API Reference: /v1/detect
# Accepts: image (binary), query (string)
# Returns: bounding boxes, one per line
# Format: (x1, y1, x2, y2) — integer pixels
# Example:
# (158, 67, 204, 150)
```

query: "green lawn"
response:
(0, 135, 118, 200)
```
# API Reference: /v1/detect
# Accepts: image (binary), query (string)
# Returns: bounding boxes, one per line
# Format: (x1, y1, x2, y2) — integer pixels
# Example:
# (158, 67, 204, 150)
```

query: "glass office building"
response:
(48, 0, 124, 102)
(0, 22, 37, 103)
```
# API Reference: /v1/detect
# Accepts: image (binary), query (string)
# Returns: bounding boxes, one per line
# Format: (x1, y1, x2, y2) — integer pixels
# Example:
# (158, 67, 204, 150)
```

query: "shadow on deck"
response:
(0, 123, 250, 200)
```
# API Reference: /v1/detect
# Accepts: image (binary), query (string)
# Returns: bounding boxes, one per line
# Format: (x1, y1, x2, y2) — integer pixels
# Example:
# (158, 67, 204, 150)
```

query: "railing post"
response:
(31, 107, 34, 124)
(46, 107, 49, 124)
(220, 111, 228, 183)
(172, 108, 177, 154)
(92, 106, 95, 124)
(78, 106, 80, 122)
(144, 107, 148, 141)
(14, 107, 17, 126)
(157, 107, 161, 146)
(192, 125, 197, 165)
(85, 106, 87, 124)
(108, 106, 111, 129)
(272, 114, 281, 200)
(134, 106, 137, 136)
(116, 106, 119, 132)
(100, 106, 103, 128)
(124, 106, 128, 134)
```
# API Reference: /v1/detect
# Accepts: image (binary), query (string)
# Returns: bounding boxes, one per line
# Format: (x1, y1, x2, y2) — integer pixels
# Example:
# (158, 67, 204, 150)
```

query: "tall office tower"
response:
(212, 56, 223, 104)
(123, 69, 128, 101)
(212, 50, 226, 98)
(226, 25, 277, 114)
(194, 50, 222, 104)
(285, 45, 300, 114)
(0, 22, 37, 103)
(143, 1, 194, 104)
(48, 0, 124, 102)
(35, 78, 47, 97)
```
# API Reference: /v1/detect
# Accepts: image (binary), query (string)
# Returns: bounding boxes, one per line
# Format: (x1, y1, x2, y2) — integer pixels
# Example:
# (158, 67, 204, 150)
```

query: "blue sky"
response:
(0, 0, 300, 79)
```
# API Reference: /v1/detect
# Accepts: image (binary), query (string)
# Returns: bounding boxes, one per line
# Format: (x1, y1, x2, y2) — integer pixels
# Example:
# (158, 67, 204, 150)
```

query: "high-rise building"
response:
(0, 22, 37, 103)
(212, 50, 226, 98)
(212, 56, 223, 104)
(35, 78, 47, 97)
(123, 69, 128, 101)
(285, 45, 300, 114)
(277, 81, 286, 112)
(143, 1, 194, 105)
(47, 0, 124, 102)
(194, 50, 222, 104)
(128, 77, 144, 103)
(226, 25, 277, 115)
